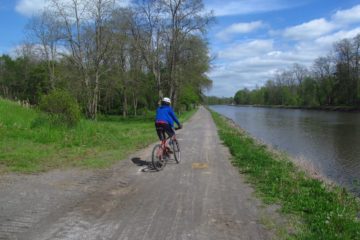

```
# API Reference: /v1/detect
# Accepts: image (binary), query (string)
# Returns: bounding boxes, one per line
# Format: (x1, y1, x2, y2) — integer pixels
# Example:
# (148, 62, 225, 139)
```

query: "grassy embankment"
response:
(0, 98, 195, 173)
(211, 111, 360, 239)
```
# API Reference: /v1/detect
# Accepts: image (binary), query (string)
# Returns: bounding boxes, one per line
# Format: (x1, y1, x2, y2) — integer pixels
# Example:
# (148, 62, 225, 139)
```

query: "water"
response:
(210, 105, 360, 194)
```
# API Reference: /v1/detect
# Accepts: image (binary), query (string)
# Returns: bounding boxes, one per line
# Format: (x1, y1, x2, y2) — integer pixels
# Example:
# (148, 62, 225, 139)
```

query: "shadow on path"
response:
(131, 157, 156, 172)
(131, 157, 149, 166)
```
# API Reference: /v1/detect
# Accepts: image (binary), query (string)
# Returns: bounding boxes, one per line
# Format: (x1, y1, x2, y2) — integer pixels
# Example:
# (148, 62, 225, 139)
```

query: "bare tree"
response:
(334, 38, 353, 77)
(312, 56, 335, 105)
(14, 42, 42, 61)
(130, 0, 165, 100)
(26, 11, 62, 89)
(48, 0, 115, 119)
(292, 63, 309, 85)
(334, 38, 356, 104)
(313, 56, 334, 79)
(353, 34, 360, 99)
(162, 0, 213, 107)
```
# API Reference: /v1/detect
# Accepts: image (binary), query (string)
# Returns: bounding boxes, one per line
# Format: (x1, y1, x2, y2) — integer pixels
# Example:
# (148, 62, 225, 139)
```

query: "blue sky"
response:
(205, 0, 360, 96)
(1, 0, 360, 97)
(0, 0, 29, 53)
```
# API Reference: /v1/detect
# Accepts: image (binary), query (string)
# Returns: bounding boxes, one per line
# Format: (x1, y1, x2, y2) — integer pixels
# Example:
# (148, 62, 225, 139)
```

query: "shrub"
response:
(39, 90, 81, 127)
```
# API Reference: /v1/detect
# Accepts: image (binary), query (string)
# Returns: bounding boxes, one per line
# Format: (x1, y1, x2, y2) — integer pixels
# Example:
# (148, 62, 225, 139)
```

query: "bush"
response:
(39, 90, 81, 127)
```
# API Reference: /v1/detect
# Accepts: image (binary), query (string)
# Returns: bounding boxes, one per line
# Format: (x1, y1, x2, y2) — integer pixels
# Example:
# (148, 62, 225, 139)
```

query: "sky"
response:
(1, 0, 360, 97)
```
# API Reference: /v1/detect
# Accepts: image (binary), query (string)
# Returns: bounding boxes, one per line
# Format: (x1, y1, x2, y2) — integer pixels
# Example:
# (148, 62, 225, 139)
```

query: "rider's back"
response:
(155, 105, 178, 127)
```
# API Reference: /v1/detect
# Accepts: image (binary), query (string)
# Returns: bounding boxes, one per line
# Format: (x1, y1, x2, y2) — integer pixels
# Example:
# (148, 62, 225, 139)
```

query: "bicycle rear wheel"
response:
(172, 139, 181, 164)
(152, 144, 166, 171)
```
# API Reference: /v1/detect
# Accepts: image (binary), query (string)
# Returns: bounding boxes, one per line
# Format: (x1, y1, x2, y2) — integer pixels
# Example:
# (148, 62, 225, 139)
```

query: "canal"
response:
(210, 105, 360, 194)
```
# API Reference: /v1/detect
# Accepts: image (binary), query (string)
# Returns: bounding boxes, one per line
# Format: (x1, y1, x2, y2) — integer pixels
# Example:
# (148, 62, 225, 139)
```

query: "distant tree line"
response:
(0, 0, 213, 118)
(204, 96, 233, 105)
(234, 34, 360, 108)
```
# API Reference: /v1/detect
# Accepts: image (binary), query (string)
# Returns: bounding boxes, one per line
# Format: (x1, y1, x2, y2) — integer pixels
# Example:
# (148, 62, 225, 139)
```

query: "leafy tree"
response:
(0, 0, 214, 117)
(300, 77, 319, 107)
(232, 33, 360, 108)
(39, 90, 81, 127)
(234, 89, 251, 105)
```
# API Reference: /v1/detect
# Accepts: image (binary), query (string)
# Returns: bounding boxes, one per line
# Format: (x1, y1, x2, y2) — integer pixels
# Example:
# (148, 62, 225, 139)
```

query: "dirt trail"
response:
(0, 107, 281, 240)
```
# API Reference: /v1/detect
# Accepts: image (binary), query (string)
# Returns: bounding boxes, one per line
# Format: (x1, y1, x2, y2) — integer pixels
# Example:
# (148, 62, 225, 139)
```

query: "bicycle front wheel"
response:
(152, 144, 166, 171)
(172, 140, 181, 164)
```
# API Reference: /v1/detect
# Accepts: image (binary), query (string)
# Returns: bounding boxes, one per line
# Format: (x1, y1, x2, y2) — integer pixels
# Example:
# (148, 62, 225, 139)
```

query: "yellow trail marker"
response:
(192, 163, 209, 169)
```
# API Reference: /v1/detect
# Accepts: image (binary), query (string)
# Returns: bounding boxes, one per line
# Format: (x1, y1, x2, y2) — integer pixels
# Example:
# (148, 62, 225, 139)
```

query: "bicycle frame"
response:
(157, 135, 175, 159)
(152, 127, 180, 171)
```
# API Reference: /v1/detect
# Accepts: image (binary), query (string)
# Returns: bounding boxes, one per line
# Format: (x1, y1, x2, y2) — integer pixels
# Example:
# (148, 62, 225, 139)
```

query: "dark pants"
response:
(155, 122, 175, 141)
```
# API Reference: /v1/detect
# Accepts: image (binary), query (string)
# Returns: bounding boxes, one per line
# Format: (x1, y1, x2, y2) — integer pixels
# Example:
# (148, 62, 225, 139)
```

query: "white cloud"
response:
(218, 39, 274, 59)
(208, 38, 301, 96)
(282, 4, 360, 42)
(207, 60, 274, 96)
(15, 0, 131, 17)
(283, 18, 336, 40)
(207, 27, 360, 97)
(117, 0, 132, 7)
(15, 0, 47, 17)
(332, 4, 360, 24)
(315, 27, 360, 46)
(208, 26, 360, 96)
(206, 4, 360, 96)
(206, 0, 303, 17)
(216, 21, 265, 41)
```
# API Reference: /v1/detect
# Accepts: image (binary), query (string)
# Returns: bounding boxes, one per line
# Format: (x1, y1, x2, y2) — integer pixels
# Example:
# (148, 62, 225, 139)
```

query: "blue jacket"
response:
(155, 105, 180, 127)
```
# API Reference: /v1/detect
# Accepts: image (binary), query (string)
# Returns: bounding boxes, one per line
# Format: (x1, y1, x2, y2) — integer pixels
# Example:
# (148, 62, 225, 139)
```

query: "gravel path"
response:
(0, 107, 280, 240)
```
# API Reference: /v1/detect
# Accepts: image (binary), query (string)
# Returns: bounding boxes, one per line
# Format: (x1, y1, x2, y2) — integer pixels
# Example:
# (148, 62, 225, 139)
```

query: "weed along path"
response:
(0, 107, 280, 240)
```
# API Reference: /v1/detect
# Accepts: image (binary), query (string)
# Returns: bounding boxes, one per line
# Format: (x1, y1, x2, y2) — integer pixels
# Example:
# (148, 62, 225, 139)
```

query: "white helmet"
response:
(162, 97, 171, 104)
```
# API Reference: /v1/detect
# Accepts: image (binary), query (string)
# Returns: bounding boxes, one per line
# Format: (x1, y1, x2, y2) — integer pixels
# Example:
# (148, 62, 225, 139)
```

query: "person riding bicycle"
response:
(155, 97, 182, 146)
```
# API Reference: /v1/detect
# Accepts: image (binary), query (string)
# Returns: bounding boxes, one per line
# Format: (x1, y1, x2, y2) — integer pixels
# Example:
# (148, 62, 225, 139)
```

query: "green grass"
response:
(0, 98, 195, 173)
(211, 110, 360, 239)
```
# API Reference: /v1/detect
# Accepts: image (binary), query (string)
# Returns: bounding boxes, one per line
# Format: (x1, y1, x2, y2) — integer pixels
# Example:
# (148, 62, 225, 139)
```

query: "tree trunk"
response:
(50, 45, 57, 90)
(123, 87, 127, 118)
(169, 53, 176, 103)
(84, 73, 99, 120)
(93, 74, 99, 119)
(356, 43, 360, 100)
(152, 64, 162, 100)
(133, 92, 138, 116)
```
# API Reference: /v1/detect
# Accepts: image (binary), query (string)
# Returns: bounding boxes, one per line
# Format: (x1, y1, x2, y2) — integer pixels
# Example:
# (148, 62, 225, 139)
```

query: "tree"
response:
(0, 55, 17, 99)
(234, 89, 251, 105)
(162, 0, 214, 107)
(48, 0, 116, 119)
(1, 0, 214, 116)
(301, 77, 318, 106)
(26, 11, 62, 89)
(176, 35, 212, 109)
(334, 38, 355, 105)
(130, 0, 165, 100)
(232, 34, 360, 108)
(313, 56, 335, 105)
(353, 34, 360, 103)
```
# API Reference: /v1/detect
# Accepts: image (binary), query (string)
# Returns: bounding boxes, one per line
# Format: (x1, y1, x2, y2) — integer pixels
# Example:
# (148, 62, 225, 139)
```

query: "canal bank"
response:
(210, 110, 360, 239)
(210, 105, 360, 195)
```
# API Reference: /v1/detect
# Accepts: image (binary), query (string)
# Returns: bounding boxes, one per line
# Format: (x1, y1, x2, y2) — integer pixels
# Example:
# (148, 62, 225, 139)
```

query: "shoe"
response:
(166, 147, 173, 154)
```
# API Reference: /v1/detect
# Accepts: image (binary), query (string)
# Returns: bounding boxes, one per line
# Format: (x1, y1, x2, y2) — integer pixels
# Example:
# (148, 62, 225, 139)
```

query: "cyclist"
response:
(155, 97, 182, 148)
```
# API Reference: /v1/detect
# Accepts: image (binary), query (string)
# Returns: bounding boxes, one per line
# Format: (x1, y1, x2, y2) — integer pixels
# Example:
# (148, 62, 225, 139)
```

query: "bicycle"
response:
(152, 128, 181, 171)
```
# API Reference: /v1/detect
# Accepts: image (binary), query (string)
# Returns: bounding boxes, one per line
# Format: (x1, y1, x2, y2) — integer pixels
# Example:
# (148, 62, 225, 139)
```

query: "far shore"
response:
(211, 104, 360, 112)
